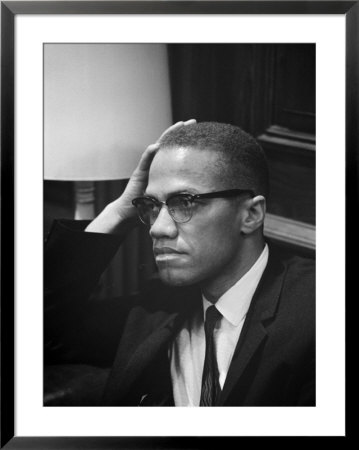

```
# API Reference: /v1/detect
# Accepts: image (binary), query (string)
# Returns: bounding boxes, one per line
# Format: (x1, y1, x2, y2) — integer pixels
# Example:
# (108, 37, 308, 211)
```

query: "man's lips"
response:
(153, 247, 184, 256)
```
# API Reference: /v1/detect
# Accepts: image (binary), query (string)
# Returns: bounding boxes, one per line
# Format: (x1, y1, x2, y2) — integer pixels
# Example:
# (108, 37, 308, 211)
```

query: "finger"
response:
(157, 119, 197, 142)
(137, 119, 198, 169)
(136, 143, 160, 172)
(157, 121, 184, 141)
(183, 119, 197, 126)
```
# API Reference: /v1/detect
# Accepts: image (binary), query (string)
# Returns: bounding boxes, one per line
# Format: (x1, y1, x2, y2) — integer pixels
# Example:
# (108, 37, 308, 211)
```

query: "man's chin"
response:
(157, 267, 196, 287)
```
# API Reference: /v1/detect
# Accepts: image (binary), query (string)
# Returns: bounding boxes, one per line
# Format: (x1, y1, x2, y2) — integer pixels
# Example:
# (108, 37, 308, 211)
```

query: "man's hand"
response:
(85, 119, 196, 234)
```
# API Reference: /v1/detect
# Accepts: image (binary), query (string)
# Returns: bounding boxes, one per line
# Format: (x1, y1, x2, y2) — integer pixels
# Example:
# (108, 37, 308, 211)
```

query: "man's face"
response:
(146, 146, 248, 291)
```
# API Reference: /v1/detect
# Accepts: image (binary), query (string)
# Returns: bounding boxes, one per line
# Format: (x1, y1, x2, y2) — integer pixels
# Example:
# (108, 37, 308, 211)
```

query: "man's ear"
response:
(240, 195, 266, 234)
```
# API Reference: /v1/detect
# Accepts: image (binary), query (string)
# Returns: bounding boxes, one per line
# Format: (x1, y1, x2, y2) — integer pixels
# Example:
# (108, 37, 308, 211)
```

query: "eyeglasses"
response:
(131, 188, 254, 225)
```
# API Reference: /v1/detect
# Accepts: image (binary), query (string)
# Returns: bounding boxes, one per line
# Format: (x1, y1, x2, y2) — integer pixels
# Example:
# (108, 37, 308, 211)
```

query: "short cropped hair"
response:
(158, 122, 269, 197)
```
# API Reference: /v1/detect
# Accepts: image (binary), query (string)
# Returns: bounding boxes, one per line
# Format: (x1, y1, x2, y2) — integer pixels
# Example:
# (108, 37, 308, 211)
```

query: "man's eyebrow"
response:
(143, 189, 200, 198)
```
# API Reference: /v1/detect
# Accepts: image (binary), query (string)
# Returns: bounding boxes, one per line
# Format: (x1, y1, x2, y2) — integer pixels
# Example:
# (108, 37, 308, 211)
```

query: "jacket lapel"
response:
(218, 251, 287, 405)
(102, 250, 287, 406)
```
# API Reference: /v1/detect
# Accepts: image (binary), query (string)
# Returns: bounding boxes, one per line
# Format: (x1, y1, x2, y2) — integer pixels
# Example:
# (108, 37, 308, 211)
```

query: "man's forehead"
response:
(147, 146, 225, 195)
(151, 145, 221, 171)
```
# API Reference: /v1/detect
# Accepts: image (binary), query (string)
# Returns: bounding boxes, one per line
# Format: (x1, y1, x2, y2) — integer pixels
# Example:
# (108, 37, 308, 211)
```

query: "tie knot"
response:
(205, 305, 222, 334)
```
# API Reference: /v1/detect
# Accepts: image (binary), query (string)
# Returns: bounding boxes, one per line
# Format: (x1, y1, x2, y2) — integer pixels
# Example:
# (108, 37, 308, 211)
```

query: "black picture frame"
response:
(1, 1, 356, 448)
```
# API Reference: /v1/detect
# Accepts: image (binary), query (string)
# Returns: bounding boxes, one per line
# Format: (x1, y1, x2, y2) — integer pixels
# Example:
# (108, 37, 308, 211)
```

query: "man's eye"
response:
(144, 199, 157, 210)
(169, 196, 191, 210)
(181, 197, 191, 206)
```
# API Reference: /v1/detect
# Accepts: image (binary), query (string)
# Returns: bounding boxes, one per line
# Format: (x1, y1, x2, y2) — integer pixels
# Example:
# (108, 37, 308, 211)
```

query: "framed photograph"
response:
(2, 1, 356, 447)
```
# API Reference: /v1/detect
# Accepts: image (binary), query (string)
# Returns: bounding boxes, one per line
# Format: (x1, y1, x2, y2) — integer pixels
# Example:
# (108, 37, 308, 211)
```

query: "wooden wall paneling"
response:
(273, 44, 316, 134)
(250, 44, 276, 136)
(169, 44, 317, 253)
(169, 44, 268, 129)
(264, 213, 315, 253)
(254, 44, 316, 244)
(258, 128, 316, 225)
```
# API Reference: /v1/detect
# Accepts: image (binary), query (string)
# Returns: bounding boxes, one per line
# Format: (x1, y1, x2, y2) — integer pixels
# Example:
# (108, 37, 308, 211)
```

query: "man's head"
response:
(158, 121, 269, 198)
(144, 122, 269, 299)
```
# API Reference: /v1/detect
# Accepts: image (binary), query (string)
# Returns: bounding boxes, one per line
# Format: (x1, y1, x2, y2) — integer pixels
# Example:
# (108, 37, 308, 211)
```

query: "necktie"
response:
(200, 305, 222, 406)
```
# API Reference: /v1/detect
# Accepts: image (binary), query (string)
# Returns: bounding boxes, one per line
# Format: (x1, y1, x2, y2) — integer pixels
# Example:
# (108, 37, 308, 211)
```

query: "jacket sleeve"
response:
(44, 219, 131, 367)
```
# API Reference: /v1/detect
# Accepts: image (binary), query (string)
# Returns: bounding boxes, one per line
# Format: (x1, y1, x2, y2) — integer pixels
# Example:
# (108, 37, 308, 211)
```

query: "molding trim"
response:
(258, 125, 316, 154)
(264, 213, 315, 250)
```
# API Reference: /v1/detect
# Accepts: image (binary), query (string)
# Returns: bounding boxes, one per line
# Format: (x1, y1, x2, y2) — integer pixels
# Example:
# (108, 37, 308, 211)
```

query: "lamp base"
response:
(74, 181, 95, 220)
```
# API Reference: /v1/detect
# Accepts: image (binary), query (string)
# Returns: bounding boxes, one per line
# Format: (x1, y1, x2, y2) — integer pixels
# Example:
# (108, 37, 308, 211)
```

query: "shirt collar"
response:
(202, 244, 269, 327)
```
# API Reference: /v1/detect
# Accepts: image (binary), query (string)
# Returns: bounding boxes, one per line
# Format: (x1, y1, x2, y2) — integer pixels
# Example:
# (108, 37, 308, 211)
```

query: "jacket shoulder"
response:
(269, 250, 315, 334)
(282, 253, 315, 292)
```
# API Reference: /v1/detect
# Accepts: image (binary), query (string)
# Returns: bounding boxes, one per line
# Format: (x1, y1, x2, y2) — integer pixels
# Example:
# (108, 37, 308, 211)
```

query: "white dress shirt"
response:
(169, 244, 269, 406)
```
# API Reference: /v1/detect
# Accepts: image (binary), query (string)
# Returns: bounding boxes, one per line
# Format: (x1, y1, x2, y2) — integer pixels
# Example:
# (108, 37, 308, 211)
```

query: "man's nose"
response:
(149, 205, 178, 240)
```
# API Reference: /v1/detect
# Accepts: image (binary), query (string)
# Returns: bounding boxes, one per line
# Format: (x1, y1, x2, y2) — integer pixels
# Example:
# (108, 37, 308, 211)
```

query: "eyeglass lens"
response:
(136, 196, 193, 225)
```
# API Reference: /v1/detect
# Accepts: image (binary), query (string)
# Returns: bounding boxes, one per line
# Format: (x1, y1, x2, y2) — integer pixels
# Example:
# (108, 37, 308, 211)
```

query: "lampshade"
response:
(44, 43, 172, 181)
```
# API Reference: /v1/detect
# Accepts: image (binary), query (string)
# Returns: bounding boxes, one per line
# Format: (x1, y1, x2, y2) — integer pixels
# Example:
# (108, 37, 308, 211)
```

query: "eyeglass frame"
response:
(131, 188, 255, 225)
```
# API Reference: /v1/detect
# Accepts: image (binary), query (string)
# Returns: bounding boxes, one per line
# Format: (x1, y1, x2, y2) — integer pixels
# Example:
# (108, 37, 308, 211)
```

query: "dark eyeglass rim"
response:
(132, 188, 255, 209)
(131, 188, 256, 224)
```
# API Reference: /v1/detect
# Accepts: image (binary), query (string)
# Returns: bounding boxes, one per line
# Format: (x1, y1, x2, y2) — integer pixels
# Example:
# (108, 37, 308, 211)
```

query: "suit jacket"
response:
(44, 219, 315, 406)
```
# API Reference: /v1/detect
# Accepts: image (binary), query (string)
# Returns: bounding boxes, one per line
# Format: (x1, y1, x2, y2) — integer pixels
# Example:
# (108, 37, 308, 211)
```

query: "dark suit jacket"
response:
(44, 219, 315, 406)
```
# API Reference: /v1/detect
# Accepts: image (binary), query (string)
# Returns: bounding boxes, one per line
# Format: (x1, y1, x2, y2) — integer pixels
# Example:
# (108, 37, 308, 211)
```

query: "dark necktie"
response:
(200, 305, 222, 406)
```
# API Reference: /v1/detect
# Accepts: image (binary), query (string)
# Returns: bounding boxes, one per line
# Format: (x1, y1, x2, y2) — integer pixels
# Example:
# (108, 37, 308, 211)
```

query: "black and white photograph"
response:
(43, 43, 316, 407)
(2, 1, 354, 446)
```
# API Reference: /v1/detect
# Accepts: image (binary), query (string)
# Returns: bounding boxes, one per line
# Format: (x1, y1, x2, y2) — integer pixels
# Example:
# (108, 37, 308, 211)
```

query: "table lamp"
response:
(44, 43, 172, 219)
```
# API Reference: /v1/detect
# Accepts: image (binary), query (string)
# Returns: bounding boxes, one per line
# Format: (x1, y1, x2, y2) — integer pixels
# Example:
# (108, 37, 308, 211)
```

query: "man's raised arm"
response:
(85, 120, 196, 235)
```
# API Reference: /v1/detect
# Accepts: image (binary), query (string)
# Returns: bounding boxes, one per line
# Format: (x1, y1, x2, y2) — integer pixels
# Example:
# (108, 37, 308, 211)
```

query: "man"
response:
(44, 120, 315, 406)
